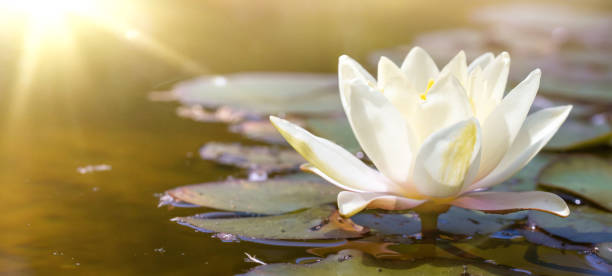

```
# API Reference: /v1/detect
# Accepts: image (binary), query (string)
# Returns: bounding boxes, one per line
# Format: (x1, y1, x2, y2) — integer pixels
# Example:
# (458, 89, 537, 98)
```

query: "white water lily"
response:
(270, 47, 572, 218)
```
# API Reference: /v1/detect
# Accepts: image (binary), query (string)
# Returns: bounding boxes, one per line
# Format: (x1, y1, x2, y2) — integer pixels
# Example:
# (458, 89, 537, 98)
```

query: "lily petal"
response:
(470, 105, 572, 190)
(477, 69, 541, 179)
(415, 72, 473, 143)
(440, 50, 468, 85)
(377, 57, 420, 126)
(482, 52, 510, 105)
(400, 47, 439, 92)
(344, 79, 417, 184)
(452, 191, 570, 217)
(467, 52, 494, 72)
(337, 191, 426, 217)
(270, 116, 398, 193)
(414, 118, 481, 198)
(338, 55, 377, 112)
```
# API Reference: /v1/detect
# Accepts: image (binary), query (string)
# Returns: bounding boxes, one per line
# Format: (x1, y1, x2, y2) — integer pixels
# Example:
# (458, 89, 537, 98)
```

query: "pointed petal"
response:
(415, 73, 473, 143)
(470, 105, 572, 190)
(270, 116, 397, 193)
(414, 118, 481, 198)
(482, 52, 510, 104)
(440, 51, 468, 85)
(452, 191, 570, 217)
(477, 69, 541, 179)
(400, 47, 439, 92)
(337, 191, 426, 217)
(378, 56, 414, 96)
(377, 56, 421, 125)
(338, 55, 377, 112)
(344, 80, 417, 184)
(467, 52, 494, 72)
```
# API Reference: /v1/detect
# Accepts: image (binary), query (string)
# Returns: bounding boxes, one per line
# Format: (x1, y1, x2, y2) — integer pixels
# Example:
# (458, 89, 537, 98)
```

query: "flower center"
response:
(419, 79, 435, 100)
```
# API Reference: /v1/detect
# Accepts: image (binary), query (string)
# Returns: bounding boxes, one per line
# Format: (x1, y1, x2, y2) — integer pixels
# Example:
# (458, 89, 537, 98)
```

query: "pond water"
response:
(0, 0, 611, 275)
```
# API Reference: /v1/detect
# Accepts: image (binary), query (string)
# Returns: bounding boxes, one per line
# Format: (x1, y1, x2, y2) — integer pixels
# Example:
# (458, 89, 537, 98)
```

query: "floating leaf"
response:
(545, 118, 612, 151)
(306, 117, 360, 152)
(199, 142, 305, 173)
(529, 206, 612, 244)
(166, 174, 340, 214)
(597, 242, 612, 264)
(521, 230, 589, 251)
(438, 207, 527, 236)
(174, 205, 366, 240)
(176, 105, 255, 123)
(172, 73, 342, 115)
(241, 249, 520, 275)
(229, 120, 289, 145)
(352, 207, 525, 237)
(351, 212, 420, 236)
(539, 155, 612, 211)
(492, 154, 554, 192)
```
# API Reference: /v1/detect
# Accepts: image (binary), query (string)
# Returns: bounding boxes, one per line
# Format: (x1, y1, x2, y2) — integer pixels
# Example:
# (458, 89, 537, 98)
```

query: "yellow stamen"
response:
(419, 79, 435, 100)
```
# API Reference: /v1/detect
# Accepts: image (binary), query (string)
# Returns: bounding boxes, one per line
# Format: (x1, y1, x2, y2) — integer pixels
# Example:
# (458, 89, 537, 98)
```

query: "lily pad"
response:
(172, 73, 342, 115)
(351, 212, 420, 236)
(165, 174, 340, 214)
(492, 154, 555, 192)
(538, 155, 612, 211)
(352, 207, 525, 237)
(545, 118, 612, 151)
(439, 207, 527, 236)
(241, 249, 522, 275)
(529, 206, 612, 244)
(229, 120, 289, 145)
(306, 117, 360, 152)
(199, 142, 305, 173)
(597, 242, 612, 264)
(174, 205, 367, 240)
(176, 105, 255, 123)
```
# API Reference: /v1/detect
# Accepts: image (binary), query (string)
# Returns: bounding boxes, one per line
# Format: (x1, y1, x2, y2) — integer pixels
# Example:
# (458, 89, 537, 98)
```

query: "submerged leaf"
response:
(538, 155, 612, 211)
(241, 249, 521, 275)
(166, 173, 340, 214)
(199, 142, 305, 173)
(174, 205, 367, 240)
(172, 73, 342, 115)
(529, 206, 612, 244)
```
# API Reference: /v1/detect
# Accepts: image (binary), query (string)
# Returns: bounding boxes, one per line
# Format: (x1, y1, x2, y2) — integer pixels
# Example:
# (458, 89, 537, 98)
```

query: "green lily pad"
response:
(165, 174, 340, 214)
(199, 142, 305, 173)
(174, 205, 367, 240)
(306, 117, 360, 153)
(539, 155, 612, 211)
(492, 154, 555, 192)
(597, 242, 612, 264)
(439, 207, 527, 236)
(528, 206, 612, 244)
(241, 249, 520, 275)
(545, 118, 612, 151)
(172, 73, 342, 115)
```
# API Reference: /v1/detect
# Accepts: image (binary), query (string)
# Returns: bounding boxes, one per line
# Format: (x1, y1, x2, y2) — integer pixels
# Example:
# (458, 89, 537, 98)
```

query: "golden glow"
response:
(2, 0, 207, 126)
(419, 79, 435, 100)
